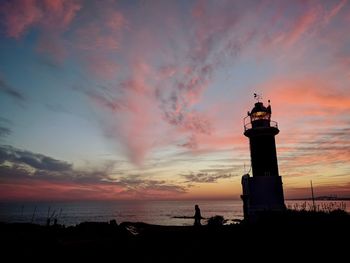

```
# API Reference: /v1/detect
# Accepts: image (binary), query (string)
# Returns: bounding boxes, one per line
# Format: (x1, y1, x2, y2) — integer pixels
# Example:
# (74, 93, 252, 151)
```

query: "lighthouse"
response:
(241, 95, 285, 220)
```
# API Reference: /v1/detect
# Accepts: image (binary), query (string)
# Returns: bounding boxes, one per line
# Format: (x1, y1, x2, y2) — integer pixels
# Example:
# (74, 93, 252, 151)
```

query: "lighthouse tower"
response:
(241, 96, 285, 220)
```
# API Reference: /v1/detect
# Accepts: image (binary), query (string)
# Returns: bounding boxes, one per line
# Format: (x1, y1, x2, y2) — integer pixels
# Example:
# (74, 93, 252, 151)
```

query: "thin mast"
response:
(311, 180, 316, 211)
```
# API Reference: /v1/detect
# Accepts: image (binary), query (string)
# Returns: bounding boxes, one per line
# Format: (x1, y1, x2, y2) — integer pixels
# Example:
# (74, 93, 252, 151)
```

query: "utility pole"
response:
(311, 180, 316, 211)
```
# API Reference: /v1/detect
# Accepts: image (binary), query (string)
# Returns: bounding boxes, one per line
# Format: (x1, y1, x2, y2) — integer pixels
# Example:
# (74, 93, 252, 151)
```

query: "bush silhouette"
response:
(207, 215, 226, 227)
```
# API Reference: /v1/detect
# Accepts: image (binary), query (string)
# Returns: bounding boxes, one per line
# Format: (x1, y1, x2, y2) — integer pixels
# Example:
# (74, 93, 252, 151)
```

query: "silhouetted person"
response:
(194, 204, 202, 226)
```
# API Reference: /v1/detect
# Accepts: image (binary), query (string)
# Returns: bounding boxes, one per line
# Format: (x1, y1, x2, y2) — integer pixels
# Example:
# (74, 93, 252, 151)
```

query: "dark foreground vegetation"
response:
(1, 209, 349, 262)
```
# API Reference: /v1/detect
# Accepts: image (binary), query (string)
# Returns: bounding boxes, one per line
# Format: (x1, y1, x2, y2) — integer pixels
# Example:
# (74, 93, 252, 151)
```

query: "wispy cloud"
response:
(0, 0, 81, 63)
(111, 176, 187, 197)
(0, 77, 26, 102)
(181, 167, 238, 183)
(0, 0, 42, 38)
(0, 0, 81, 38)
(282, 6, 319, 47)
(0, 127, 11, 138)
(0, 117, 12, 139)
(323, 0, 348, 24)
(279, 125, 350, 169)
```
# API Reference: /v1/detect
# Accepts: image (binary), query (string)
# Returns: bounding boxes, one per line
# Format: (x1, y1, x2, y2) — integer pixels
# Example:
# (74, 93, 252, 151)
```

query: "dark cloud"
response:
(0, 158, 114, 185)
(0, 126, 11, 138)
(319, 127, 350, 137)
(179, 135, 198, 150)
(0, 77, 26, 101)
(181, 168, 237, 183)
(0, 118, 12, 139)
(112, 176, 187, 194)
(84, 89, 126, 112)
(0, 145, 72, 172)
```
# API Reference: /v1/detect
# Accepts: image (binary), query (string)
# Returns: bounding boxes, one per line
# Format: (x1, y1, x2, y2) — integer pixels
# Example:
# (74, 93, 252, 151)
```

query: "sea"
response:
(0, 200, 349, 226)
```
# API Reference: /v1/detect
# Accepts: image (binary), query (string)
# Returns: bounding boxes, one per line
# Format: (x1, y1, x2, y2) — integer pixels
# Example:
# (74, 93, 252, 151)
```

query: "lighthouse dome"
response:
(250, 102, 271, 122)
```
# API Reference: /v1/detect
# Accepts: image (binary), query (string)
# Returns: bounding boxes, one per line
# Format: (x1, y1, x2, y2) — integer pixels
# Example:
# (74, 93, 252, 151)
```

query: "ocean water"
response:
(0, 200, 348, 226)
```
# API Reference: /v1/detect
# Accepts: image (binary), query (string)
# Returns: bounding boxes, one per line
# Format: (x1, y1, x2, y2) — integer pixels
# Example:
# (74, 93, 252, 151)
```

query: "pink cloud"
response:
(0, 0, 81, 38)
(283, 7, 319, 47)
(36, 34, 68, 62)
(94, 60, 163, 166)
(324, 0, 348, 24)
(0, 178, 125, 201)
(260, 1, 349, 55)
(84, 2, 243, 163)
(105, 10, 126, 31)
(40, 0, 81, 31)
(0, 176, 188, 201)
(148, 1, 250, 154)
(85, 55, 119, 80)
(0, 0, 42, 38)
(1, 1, 254, 166)
(0, 0, 81, 62)
(70, 7, 125, 77)
(74, 23, 120, 51)
(262, 77, 350, 116)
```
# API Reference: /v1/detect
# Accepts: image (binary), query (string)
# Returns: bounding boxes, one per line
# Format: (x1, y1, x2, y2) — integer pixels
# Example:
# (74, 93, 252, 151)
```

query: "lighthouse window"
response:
(251, 111, 270, 121)
(255, 111, 266, 117)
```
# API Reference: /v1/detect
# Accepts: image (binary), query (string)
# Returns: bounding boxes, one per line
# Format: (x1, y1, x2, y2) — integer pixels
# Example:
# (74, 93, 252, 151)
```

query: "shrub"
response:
(207, 215, 226, 227)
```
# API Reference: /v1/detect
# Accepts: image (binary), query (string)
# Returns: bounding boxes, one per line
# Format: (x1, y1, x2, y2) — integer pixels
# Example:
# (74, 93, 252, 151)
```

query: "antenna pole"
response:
(310, 180, 316, 211)
(31, 206, 37, 224)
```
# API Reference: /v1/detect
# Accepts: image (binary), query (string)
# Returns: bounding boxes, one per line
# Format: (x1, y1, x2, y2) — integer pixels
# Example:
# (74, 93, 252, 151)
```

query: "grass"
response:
(287, 201, 347, 213)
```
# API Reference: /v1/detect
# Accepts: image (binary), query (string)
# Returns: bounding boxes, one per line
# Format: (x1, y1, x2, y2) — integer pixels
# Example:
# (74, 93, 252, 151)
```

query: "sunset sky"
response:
(0, 0, 349, 201)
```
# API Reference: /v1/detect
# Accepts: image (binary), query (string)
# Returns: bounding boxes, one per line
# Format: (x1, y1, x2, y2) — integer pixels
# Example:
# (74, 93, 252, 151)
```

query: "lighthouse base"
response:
(241, 174, 285, 221)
